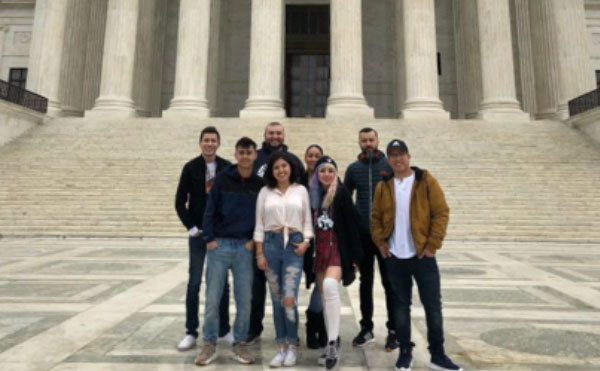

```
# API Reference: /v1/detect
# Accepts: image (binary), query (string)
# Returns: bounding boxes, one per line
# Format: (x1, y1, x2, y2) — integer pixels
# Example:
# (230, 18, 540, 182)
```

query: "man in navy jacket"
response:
(195, 137, 263, 366)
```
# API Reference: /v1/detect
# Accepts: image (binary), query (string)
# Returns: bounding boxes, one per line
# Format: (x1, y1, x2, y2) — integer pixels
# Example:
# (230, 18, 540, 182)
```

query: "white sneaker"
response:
(283, 345, 297, 366)
(217, 331, 234, 345)
(269, 348, 287, 368)
(177, 334, 197, 351)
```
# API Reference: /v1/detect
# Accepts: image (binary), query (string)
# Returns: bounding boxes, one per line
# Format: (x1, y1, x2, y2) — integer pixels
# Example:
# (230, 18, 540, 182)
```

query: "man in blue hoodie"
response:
(195, 137, 263, 366)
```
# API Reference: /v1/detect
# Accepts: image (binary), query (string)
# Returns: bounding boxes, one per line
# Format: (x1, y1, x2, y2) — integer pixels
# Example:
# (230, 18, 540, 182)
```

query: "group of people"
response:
(175, 122, 462, 371)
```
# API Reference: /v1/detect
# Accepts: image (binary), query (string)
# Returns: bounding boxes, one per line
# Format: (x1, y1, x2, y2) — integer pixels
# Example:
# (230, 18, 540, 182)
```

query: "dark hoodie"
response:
(202, 164, 264, 242)
(343, 150, 392, 233)
(252, 142, 305, 181)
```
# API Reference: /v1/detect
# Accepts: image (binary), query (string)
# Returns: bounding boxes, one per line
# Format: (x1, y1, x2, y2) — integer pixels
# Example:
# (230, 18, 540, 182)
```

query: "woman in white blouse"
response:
(254, 151, 314, 367)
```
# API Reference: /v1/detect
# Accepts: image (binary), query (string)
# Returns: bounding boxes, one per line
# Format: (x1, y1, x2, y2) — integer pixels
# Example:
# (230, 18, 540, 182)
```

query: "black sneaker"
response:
(395, 347, 413, 371)
(430, 353, 463, 371)
(325, 340, 339, 370)
(385, 330, 399, 352)
(352, 328, 375, 347)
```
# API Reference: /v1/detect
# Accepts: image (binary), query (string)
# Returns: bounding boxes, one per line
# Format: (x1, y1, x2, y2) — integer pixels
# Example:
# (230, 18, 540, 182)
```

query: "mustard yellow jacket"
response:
(371, 167, 449, 256)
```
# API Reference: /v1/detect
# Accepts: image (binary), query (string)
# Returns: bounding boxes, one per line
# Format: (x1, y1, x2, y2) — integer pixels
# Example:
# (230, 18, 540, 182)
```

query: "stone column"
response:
(240, 0, 285, 118)
(60, 0, 91, 116)
(529, 0, 560, 120)
(400, 0, 448, 119)
(86, 0, 140, 118)
(81, 0, 108, 111)
(326, 0, 373, 118)
(26, 0, 68, 117)
(476, 0, 528, 121)
(551, 0, 596, 119)
(164, 0, 212, 117)
(453, 0, 482, 119)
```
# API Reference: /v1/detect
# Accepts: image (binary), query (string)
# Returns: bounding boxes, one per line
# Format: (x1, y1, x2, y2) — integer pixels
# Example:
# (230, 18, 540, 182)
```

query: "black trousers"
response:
(357, 232, 396, 331)
(384, 255, 445, 356)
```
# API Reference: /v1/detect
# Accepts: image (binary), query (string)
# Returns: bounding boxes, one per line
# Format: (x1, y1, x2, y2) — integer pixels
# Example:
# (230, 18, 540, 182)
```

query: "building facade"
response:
(0, 0, 599, 120)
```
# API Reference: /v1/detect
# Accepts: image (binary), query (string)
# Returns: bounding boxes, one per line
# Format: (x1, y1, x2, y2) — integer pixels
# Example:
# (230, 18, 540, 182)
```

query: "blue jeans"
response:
(307, 285, 323, 312)
(263, 231, 304, 344)
(384, 255, 445, 356)
(186, 236, 230, 338)
(202, 237, 254, 345)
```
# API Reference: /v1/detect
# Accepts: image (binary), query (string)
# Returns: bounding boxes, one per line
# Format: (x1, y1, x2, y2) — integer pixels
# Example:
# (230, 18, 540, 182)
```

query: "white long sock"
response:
(322, 277, 340, 343)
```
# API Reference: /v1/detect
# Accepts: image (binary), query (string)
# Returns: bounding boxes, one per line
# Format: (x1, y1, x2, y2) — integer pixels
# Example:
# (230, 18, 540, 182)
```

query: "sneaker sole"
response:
(352, 337, 376, 347)
(231, 355, 254, 364)
(195, 353, 217, 366)
(430, 363, 463, 371)
(177, 344, 196, 351)
(395, 360, 413, 371)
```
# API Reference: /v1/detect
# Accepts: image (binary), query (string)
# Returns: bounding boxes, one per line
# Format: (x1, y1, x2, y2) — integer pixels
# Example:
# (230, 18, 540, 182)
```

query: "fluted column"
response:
(551, 0, 596, 119)
(400, 0, 448, 120)
(26, 0, 68, 117)
(529, 0, 560, 120)
(81, 0, 108, 111)
(86, 0, 140, 118)
(60, 0, 91, 116)
(325, 0, 373, 118)
(240, 0, 285, 118)
(164, 0, 212, 117)
(453, 0, 482, 119)
(476, 0, 528, 121)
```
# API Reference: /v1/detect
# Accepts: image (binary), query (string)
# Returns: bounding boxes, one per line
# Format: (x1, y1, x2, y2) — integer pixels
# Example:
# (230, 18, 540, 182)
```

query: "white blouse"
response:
(253, 184, 314, 246)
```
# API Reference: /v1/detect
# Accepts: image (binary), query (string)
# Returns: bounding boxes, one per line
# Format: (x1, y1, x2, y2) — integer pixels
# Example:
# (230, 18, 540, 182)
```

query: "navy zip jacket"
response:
(202, 164, 264, 242)
(252, 142, 305, 181)
(175, 155, 231, 230)
(343, 150, 392, 233)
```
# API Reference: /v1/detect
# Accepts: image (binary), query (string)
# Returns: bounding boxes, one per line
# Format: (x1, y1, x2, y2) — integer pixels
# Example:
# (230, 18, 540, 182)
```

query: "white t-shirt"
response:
(205, 161, 217, 194)
(253, 184, 314, 246)
(389, 173, 416, 259)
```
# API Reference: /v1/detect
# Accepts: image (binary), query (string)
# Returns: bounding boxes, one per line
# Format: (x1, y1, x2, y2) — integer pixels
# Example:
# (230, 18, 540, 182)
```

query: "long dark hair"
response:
(263, 151, 298, 188)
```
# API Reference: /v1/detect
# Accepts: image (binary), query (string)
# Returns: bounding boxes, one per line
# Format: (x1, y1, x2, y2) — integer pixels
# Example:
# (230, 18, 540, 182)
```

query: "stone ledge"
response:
(0, 99, 46, 147)
(568, 107, 600, 148)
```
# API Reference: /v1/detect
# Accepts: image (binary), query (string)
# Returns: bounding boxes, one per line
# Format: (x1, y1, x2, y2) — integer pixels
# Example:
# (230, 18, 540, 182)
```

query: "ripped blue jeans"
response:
(263, 231, 304, 344)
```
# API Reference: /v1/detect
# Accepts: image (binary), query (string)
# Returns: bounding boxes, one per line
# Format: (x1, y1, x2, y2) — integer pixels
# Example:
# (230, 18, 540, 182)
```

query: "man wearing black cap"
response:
(344, 127, 398, 351)
(371, 139, 462, 371)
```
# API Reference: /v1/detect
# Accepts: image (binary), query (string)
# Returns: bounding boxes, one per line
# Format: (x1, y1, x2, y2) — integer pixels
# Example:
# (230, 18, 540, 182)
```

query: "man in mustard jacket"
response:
(371, 139, 462, 371)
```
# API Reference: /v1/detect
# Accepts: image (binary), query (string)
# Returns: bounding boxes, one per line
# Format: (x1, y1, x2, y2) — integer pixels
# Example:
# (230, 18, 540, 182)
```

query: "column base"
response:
(477, 109, 530, 122)
(85, 95, 139, 119)
(477, 100, 530, 122)
(326, 95, 374, 118)
(163, 107, 211, 119)
(164, 97, 211, 118)
(60, 105, 84, 117)
(535, 110, 561, 121)
(401, 108, 450, 120)
(240, 97, 285, 118)
(46, 100, 64, 118)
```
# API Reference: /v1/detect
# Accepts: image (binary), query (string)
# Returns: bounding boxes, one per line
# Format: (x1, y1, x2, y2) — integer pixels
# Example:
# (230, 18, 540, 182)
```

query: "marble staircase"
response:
(1, 117, 599, 243)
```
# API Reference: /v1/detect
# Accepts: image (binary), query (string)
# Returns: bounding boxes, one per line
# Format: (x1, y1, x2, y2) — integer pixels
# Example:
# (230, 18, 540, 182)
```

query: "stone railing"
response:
(0, 79, 48, 114)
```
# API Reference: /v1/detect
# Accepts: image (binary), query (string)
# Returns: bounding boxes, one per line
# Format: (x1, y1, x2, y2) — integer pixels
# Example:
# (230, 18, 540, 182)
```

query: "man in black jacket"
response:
(344, 127, 398, 352)
(175, 126, 232, 351)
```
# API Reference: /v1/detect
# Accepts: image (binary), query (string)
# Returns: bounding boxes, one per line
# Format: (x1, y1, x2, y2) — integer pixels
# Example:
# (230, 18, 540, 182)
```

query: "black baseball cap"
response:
(386, 139, 409, 155)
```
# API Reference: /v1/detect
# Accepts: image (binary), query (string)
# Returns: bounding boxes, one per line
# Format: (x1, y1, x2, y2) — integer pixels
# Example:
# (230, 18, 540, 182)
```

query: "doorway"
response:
(285, 5, 330, 118)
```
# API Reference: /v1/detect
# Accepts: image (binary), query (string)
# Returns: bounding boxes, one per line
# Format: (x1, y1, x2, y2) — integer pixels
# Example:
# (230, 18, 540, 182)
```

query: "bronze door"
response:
(286, 54, 330, 118)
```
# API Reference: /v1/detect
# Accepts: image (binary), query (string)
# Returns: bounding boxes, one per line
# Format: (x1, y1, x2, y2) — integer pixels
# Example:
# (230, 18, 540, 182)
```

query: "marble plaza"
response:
(0, 238, 599, 371)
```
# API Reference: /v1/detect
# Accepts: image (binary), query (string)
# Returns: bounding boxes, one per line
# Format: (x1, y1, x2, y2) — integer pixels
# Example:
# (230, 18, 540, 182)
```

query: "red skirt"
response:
(313, 229, 341, 273)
